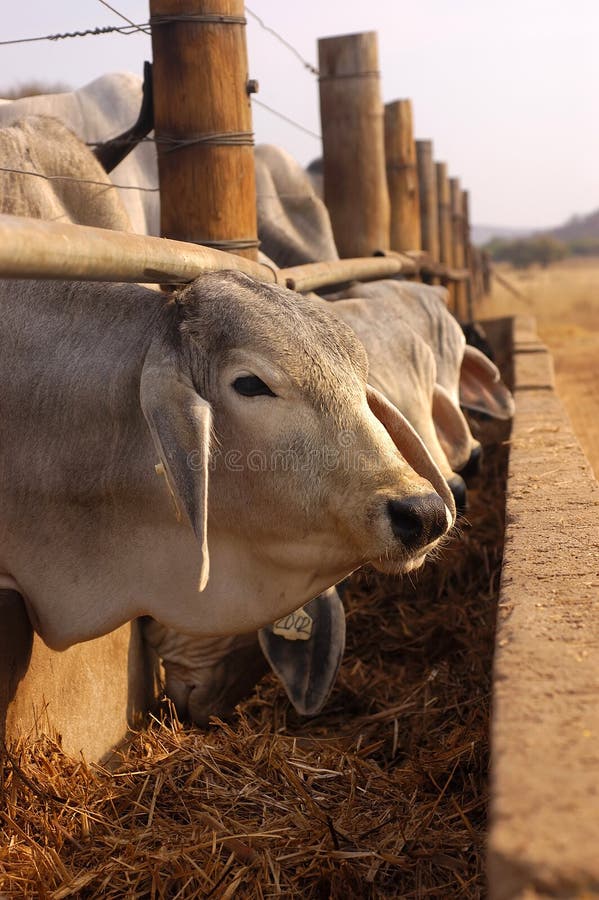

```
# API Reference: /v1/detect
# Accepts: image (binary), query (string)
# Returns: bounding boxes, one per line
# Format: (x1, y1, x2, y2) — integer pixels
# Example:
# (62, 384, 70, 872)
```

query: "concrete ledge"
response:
(488, 316, 599, 898)
(1, 591, 159, 762)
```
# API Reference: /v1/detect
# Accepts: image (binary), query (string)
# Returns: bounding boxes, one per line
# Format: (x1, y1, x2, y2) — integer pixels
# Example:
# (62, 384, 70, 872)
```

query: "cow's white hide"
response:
(0, 73, 157, 235)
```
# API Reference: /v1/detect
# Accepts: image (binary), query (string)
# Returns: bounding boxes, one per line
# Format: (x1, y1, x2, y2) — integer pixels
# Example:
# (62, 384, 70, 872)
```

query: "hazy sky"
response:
(2, 1, 598, 229)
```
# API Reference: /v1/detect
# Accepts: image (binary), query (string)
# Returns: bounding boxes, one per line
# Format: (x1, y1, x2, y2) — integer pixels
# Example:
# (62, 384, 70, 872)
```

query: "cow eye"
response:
(232, 375, 277, 397)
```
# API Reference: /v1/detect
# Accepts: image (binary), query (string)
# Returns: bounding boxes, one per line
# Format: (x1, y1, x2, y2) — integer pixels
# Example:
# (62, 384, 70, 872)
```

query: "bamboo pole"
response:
(415, 140, 440, 265)
(450, 176, 467, 318)
(318, 31, 390, 257)
(0, 215, 419, 291)
(283, 255, 408, 293)
(0, 215, 274, 285)
(384, 99, 420, 252)
(149, 0, 258, 260)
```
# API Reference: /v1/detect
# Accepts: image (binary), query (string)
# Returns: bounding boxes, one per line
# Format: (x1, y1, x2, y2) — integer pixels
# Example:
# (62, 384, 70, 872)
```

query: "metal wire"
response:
(246, 6, 319, 77)
(251, 98, 321, 142)
(161, 133, 254, 153)
(149, 14, 246, 26)
(318, 70, 381, 82)
(184, 237, 261, 251)
(96, 0, 150, 34)
(0, 23, 148, 46)
(0, 165, 158, 193)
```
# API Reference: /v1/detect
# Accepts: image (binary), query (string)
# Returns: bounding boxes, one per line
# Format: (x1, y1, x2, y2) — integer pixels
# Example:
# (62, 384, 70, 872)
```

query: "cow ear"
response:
(366, 384, 456, 524)
(140, 335, 211, 591)
(258, 588, 346, 716)
(432, 383, 473, 473)
(460, 345, 515, 419)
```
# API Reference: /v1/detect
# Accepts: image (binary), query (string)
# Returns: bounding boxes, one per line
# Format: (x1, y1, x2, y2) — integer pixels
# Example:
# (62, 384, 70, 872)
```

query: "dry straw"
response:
(0, 419, 510, 899)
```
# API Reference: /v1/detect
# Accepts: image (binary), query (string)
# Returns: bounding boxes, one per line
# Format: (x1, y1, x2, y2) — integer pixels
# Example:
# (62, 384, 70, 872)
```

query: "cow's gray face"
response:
(141, 272, 455, 632)
(186, 273, 453, 567)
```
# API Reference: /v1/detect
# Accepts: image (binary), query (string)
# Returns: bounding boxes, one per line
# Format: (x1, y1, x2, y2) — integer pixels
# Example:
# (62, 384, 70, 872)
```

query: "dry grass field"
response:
(477, 257, 599, 478)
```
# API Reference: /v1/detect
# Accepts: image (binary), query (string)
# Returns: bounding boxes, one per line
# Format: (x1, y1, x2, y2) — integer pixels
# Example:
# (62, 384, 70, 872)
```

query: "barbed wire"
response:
(1, 5, 319, 89)
(251, 98, 321, 141)
(0, 23, 148, 46)
(245, 6, 319, 77)
(0, 6, 321, 145)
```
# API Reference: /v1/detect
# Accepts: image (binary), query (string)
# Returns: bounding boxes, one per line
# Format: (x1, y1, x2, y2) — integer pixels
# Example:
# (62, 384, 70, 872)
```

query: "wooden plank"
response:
(385, 99, 421, 252)
(150, 0, 258, 259)
(318, 31, 390, 257)
(1, 591, 158, 762)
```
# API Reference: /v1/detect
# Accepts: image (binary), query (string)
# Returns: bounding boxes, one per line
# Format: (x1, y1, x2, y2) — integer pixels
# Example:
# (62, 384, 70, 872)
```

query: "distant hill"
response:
(546, 209, 599, 242)
(473, 208, 599, 247)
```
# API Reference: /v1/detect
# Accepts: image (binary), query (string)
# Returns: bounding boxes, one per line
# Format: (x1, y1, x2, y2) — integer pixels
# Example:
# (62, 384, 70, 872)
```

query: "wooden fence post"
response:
(436, 162, 452, 267)
(482, 249, 492, 295)
(450, 176, 467, 318)
(470, 245, 483, 305)
(318, 31, 390, 257)
(416, 140, 440, 263)
(384, 99, 420, 252)
(149, 0, 258, 260)
(462, 189, 475, 319)
(435, 160, 456, 309)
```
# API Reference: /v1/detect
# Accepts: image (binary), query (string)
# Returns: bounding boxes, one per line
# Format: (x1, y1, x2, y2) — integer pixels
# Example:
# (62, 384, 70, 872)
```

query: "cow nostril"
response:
(448, 474, 468, 514)
(460, 443, 483, 479)
(387, 499, 423, 546)
(387, 493, 448, 548)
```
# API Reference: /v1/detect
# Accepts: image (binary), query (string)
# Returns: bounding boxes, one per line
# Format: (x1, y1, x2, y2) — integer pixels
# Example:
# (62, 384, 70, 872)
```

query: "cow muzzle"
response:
(387, 492, 451, 550)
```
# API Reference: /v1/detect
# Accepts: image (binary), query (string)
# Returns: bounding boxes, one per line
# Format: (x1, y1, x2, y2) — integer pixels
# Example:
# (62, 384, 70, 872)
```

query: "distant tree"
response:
(567, 237, 599, 257)
(532, 236, 567, 268)
(484, 235, 567, 269)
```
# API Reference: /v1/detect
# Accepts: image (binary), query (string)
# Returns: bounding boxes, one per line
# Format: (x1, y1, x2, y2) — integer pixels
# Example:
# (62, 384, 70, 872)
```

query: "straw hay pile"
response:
(0, 422, 509, 899)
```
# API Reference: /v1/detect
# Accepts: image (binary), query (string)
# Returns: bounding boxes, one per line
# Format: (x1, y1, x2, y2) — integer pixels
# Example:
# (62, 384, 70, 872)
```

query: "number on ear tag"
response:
(272, 606, 313, 641)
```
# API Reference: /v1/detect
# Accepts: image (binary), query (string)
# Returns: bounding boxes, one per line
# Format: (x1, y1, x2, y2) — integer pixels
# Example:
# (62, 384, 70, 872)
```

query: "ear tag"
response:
(154, 461, 182, 522)
(273, 606, 313, 641)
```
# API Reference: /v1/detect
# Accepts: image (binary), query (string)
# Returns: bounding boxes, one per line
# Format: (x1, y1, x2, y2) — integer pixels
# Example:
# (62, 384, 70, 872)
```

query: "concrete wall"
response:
(488, 316, 599, 898)
(1, 590, 159, 762)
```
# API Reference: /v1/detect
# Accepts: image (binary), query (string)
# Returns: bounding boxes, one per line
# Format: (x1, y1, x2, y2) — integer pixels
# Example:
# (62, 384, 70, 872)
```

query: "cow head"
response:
(140, 271, 455, 637)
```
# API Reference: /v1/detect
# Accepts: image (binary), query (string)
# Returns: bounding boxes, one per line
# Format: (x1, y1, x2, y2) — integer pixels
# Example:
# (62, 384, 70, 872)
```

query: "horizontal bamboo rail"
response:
(283, 256, 407, 292)
(377, 249, 470, 283)
(0, 214, 471, 293)
(0, 215, 275, 285)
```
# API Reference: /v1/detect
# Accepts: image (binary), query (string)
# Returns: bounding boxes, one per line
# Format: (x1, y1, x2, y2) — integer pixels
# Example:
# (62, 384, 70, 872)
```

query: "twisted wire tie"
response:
(184, 237, 261, 251)
(149, 14, 246, 26)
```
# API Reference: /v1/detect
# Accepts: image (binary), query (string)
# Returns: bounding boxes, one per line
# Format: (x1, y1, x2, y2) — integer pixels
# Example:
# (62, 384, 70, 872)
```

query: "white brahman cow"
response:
(142, 289, 479, 726)
(0, 269, 454, 647)
(326, 280, 515, 472)
(0, 115, 134, 230)
(0, 73, 157, 234)
(0, 118, 455, 692)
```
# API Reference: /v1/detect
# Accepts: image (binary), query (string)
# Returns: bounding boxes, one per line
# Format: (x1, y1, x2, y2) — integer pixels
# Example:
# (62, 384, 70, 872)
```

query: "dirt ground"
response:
(477, 256, 599, 478)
